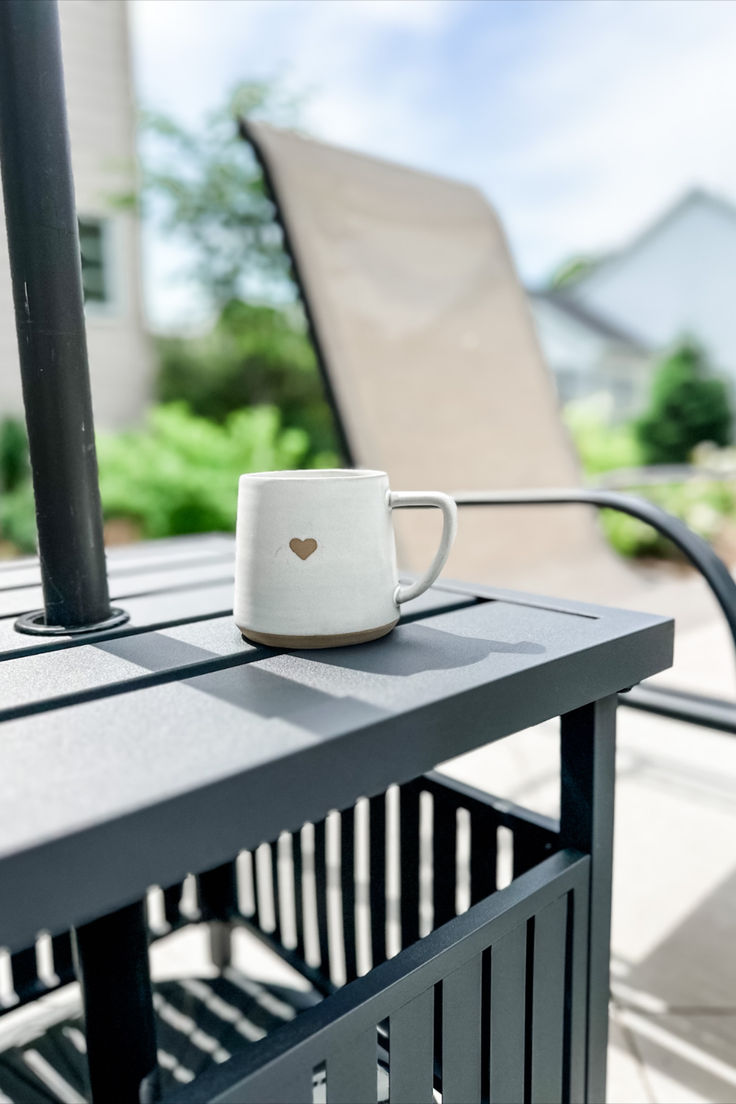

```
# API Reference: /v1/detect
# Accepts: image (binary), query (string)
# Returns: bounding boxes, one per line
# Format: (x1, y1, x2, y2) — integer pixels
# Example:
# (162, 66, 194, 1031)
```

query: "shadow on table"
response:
(299, 623, 545, 676)
(94, 624, 545, 732)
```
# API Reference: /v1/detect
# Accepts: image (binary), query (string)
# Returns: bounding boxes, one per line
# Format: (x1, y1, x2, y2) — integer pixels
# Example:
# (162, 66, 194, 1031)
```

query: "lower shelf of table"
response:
(0, 774, 592, 1104)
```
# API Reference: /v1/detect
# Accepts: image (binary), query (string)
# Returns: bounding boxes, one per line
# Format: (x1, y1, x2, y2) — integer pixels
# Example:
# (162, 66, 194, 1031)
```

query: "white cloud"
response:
(468, 0, 736, 278)
(349, 0, 451, 31)
(128, 0, 736, 326)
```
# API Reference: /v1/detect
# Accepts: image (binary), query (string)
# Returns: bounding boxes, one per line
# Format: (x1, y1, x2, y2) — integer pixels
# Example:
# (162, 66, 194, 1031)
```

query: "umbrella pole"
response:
(0, 0, 127, 634)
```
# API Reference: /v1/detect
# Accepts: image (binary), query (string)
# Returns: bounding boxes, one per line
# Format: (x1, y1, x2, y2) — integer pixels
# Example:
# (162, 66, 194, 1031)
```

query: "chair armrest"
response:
(452, 488, 736, 657)
(592, 464, 736, 489)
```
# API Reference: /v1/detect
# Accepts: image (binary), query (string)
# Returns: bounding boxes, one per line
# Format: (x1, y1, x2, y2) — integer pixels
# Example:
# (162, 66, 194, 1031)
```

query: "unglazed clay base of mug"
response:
(241, 618, 399, 649)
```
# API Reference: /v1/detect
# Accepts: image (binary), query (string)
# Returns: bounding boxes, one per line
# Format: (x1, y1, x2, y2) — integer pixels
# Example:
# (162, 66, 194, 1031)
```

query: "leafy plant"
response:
(0, 480, 35, 553)
(129, 81, 302, 313)
(96, 402, 336, 538)
(549, 255, 599, 290)
(564, 397, 643, 474)
(157, 298, 339, 458)
(565, 394, 736, 559)
(133, 82, 342, 462)
(0, 418, 35, 553)
(0, 417, 30, 493)
(636, 340, 733, 464)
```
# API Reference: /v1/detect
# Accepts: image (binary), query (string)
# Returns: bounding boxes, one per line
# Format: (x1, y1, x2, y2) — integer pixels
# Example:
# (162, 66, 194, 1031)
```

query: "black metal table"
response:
(0, 535, 673, 1104)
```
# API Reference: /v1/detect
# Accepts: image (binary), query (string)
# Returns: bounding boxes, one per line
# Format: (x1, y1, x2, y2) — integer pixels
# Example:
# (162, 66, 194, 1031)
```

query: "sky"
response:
(128, 0, 736, 331)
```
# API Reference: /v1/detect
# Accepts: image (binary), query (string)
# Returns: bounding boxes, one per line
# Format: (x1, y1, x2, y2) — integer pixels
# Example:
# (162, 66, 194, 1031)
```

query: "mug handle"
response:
(388, 491, 458, 604)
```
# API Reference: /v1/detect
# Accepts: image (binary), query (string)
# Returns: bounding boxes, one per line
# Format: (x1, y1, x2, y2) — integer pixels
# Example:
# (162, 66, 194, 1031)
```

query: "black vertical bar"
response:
(0, 0, 112, 629)
(270, 840, 282, 944)
(251, 849, 263, 930)
(10, 946, 40, 1002)
(369, 793, 387, 968)
(432, 793, 457, 929)
(566, 878, 590, 1104)
(292, 829, 306, 960)
(340, 806, 358, 983)
(51, 931, 75, 983)
(74, 900, 160, 1103)
(512, 824, 546, 880)
(443, 955, 483, 1103)
(314, 819, 330, 978)
(161, 883, 182, 930)
(489, 927, 526, 1104)
(390, 987, 435, 1103)
(399, 783, 421, 948)
(470, 807, 497, 904)
(226, 1056, 314, 1104)
(480, 947, 492, 1104)
(530, 896, 567, 1103)
(560, 696, 617, 1104)
(197, 861, 238, 921)
(326, 1027, 377, 1104)
(198, 860, 238, 970)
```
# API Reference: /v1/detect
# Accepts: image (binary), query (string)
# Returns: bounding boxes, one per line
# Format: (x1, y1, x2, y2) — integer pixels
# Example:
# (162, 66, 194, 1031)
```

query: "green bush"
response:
(565, 395, 736, 559)
(97, 402, 337, 538)
(564, 397, 643, 475)
(0, 418, 35, 553)
(0, 402, 340, 553)
(0, 479, 35, 553)
(157, 299, 339, 459)
(636, 341, 732, 464)
(0, 417, 30, 492)
(598, 478, 736, 559)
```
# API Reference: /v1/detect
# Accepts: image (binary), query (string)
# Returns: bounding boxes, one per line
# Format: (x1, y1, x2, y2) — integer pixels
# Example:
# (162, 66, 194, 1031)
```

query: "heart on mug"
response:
(289, 537, 318, 560)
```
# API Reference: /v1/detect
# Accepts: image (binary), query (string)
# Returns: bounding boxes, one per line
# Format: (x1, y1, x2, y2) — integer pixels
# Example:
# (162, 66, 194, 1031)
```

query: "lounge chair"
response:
(240, 119, 736, 726)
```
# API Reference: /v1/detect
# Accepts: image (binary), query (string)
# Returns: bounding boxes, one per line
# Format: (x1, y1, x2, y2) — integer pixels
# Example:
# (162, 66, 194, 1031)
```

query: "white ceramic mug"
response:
(234, 469, 457, 648)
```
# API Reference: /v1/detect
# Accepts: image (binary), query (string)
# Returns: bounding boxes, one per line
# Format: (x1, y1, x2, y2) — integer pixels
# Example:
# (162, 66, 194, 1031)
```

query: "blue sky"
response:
(129, 0, 736, 331)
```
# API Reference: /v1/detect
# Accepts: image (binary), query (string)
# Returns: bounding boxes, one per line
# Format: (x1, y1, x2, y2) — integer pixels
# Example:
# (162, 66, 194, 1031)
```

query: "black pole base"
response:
(14, 607, 129, 637)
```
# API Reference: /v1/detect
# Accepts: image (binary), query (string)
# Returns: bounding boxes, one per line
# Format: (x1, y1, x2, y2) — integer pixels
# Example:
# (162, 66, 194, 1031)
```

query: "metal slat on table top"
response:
(0, 536, 473, 662)
(0, 556, 234, 620)
(0, 535, 238, 659)
(0, 592, 478, 717)
(0, 582, 237, 661)
(0, 548, 234, 593)
(0, 538, 672, 953)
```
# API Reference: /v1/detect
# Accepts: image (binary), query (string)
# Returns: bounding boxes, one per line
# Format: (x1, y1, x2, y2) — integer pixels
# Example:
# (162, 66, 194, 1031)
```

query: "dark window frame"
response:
(78, 217, 109, 305)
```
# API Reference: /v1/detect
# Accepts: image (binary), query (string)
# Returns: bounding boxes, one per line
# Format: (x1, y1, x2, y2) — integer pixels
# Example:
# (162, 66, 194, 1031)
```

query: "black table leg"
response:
(74, 899, 160, 1103)
(560, 694, 617, 1104)
(198, 860, 239, 970)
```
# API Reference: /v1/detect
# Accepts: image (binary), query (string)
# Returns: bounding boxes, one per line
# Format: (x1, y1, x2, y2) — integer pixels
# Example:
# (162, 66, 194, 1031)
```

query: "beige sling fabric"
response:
(244, 122, 649, 601)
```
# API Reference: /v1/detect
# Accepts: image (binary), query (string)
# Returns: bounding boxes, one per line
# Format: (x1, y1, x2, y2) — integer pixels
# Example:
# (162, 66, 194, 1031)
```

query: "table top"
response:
(0, 534, 673, 952)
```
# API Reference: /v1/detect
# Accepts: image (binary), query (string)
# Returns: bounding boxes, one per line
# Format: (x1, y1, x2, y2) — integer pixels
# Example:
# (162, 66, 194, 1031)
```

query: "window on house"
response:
(78, 218, 109, 304)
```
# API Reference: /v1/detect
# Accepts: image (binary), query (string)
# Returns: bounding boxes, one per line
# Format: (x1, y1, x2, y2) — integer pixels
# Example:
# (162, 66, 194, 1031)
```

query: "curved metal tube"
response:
(453, 488, 736, 658)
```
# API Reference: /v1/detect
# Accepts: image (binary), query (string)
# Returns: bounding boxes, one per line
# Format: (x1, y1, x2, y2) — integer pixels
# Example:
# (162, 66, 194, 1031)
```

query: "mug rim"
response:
(239, 468, 386, 482)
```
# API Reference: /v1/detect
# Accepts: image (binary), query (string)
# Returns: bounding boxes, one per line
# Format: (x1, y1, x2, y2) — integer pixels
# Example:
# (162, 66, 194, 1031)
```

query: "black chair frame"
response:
(241, 117, 736, 736)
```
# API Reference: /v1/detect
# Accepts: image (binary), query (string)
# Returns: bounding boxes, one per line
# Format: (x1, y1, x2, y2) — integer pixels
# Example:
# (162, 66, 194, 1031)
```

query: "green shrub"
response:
(636, 341, 732, 464)
(564, 397, 643, 475)
(0, 418, 35, 552)
(0, 479, 35, 553)
(97, 402, 337, 538)
(0, 417, 30, 493)
(598, 478, 735, 559)
(157, 299, 339, 460)
(565, 393, 736, 559)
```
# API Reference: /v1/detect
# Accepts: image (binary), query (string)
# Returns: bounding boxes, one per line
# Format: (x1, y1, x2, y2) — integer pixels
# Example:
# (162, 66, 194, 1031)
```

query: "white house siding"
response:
(569, 191, 736, 380)
(530, 295, 653, 421)
(0, 0, 152, 429)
